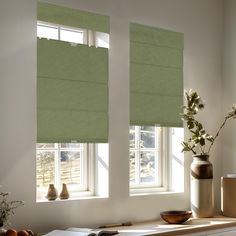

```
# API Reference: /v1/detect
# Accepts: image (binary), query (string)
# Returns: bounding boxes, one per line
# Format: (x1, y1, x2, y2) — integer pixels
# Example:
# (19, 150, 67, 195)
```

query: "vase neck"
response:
(193, 154, 209, 160)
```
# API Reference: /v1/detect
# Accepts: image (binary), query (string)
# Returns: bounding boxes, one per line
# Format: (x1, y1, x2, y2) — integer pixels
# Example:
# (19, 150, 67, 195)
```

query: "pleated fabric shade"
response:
(38, 2, 109, 33)
(37, 3, 109, 143)
(37, 39, 108, 143)
(130, 23, 184, 127)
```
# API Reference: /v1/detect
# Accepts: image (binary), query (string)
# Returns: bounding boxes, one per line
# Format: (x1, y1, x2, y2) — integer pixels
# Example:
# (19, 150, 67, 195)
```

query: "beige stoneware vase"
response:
(191, 154, 214, 217)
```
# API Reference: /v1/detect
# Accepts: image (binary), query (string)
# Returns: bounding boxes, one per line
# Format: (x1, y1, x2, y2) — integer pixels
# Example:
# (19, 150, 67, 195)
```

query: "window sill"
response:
(36, 191, 108, 203)
(130, 190, 184, 197)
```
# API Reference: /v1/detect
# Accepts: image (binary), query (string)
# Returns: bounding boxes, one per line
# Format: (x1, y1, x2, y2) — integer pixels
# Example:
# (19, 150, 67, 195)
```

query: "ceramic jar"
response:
(190, 154, 214, 217)
(46, 184, 58, 200)
(59, 183, 70, 200)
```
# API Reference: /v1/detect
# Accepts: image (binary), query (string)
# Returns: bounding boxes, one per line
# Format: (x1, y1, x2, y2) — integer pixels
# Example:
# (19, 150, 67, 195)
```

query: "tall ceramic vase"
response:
(191, 154, 214, 217)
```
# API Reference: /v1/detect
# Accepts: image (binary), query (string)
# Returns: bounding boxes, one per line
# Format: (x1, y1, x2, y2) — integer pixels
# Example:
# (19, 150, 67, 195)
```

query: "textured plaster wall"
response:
(0, 0, 223, 232)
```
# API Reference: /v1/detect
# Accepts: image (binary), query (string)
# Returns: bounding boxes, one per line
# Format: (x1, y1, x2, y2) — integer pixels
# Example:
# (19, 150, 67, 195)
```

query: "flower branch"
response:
(181, 90, 236, 156)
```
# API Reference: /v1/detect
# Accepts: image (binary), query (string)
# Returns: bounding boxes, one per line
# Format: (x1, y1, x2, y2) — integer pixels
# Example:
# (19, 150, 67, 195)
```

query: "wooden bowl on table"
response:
(160, 210, 192, 224)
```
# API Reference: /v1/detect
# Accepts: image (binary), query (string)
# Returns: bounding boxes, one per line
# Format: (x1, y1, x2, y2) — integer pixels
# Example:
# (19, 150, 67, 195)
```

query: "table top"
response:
(103, 216, 236, 236)
(39, 216, 236, 236)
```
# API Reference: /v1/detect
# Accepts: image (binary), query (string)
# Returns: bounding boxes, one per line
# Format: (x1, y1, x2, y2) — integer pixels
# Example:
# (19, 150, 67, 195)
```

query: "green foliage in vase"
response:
(181, 90, 236, 155)
(0, 191, 24, 227)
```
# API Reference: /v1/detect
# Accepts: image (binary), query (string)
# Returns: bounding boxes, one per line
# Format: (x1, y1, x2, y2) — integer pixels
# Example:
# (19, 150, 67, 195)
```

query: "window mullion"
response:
(58, 26, 60, 40)
(87, 144, 94, 194)
(136, 126, 141, 185)
(80, 143, 88, 190)
(161, 128, 168, 189)
(156, 127, 162, 186)
(54, 143, 60, 191)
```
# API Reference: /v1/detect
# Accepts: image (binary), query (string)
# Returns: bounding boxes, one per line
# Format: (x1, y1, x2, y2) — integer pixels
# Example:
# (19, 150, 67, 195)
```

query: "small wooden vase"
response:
(59, 183, 70, 200)
(46, 184, 58, 201)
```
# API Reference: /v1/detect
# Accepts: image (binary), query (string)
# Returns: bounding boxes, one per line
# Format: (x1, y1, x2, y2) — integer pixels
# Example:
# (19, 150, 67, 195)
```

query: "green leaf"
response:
(187, 121, 194, 129)
(200, 138, 205, 146)
(197, 122, 203, 130)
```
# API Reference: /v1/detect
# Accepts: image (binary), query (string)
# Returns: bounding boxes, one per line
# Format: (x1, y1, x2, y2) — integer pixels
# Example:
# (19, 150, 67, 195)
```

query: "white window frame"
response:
(37, 21, 86, 44)
(37, 21, 109, 48)
(36, 143, 97, 201)
(36, 21, 110, 201)
(130, 126, 173, 195)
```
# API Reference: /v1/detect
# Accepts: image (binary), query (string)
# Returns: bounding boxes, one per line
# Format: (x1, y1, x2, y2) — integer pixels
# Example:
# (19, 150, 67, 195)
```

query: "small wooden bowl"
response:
(160, 210, 192, 224)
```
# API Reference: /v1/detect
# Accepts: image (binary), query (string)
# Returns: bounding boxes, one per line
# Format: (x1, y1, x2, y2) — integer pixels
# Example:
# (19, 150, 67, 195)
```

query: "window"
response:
(36, 143, 91, 200)
(129, 126, 184, 194)
(37, 21, 109, 48)
(130, 126, 161, 187)
(37, 24, 58, 40)
(60, 27, 84, 44)
(129, 23, 184, 194)
(36, 20, 109, 201)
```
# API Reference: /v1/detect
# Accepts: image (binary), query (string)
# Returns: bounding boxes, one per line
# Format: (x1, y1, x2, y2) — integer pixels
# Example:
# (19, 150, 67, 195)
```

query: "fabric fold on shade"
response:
(37, 39, 108, 143)
(130, 23, 184, 127)
(38, 2, 109, 33)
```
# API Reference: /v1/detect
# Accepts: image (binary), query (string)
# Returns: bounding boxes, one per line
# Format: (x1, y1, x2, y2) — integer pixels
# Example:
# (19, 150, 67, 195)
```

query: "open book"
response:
(44, 228, 119, 236)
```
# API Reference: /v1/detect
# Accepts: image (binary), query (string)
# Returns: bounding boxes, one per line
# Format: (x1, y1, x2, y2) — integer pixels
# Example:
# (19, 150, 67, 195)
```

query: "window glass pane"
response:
(36, 151, 55, 188)
(130, 126, 135, 131)
(60, 28, 83, 44)
(141, 126, 155, 132)
(140, 126, 155, 148)
(95, 32, 109, 48)
(37, 24, 58, 40)
(129, 151, 136, 183)
(60, 143, 81, 148)
(129, 128, 135, 148)
(140, 151, 156, 183)
(60, 151, 81, 185)
(36, 143, 55, 149)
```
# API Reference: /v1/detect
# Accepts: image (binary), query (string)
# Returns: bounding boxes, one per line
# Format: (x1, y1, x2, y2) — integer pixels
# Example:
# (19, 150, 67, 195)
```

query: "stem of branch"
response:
(207, 117, 228, 154)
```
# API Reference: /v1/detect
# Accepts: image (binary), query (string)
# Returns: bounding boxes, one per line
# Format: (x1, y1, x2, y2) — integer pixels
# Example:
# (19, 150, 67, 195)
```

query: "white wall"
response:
(222, 0, 236, 175)
(0, 0, 223, 232)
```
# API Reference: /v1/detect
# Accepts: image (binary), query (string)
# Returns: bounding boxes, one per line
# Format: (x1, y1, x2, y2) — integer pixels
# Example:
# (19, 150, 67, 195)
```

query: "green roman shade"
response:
(130, 23, 184, 127)
(37, 3, 109, 143)
(38, 2, 109, 33)
(37, 39, 108, 143)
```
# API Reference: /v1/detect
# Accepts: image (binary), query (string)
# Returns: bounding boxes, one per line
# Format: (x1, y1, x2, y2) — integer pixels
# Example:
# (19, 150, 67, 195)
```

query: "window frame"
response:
(36, 20, 110, 201)
(129, 126, 173, 195)
(37, 21, 109, 48)
(36, 143, 97, 201)
(37, 21, 86, 43)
